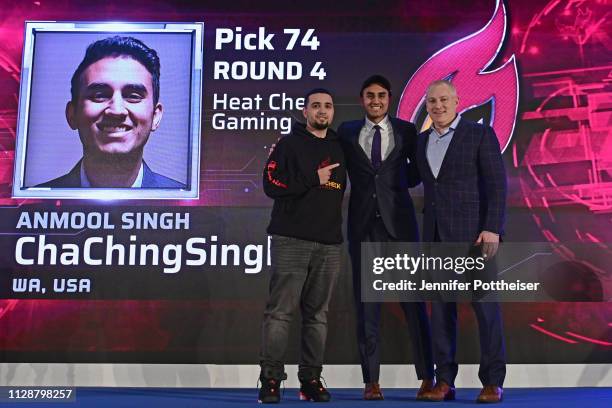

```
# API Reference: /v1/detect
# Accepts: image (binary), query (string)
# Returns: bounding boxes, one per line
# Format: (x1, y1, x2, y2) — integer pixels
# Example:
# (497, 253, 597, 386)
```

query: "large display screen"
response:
(13, 23, 202, 199)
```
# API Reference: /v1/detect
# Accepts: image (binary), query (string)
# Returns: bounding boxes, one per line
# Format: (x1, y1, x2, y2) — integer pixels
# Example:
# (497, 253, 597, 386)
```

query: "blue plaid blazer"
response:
(416, 118, 507, 242)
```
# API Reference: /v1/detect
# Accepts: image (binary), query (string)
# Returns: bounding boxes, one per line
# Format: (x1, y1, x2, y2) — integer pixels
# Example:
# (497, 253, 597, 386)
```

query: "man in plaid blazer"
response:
(416, 80, 507, 403)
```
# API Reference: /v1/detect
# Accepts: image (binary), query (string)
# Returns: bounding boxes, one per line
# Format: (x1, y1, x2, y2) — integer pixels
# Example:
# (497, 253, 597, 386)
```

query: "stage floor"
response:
(2, 387, 611, 407)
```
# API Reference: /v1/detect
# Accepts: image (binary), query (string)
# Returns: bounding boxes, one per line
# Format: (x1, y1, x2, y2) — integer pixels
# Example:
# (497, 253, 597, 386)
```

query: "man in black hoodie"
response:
(258, 89, 346, 403)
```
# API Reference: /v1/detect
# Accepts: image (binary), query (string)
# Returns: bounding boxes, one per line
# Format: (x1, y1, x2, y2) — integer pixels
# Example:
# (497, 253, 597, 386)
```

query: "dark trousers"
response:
(430, 302, 506, 387)
(260, 235, 341, 379)
(430, 227, 506, 387)
(349, 216, 434, 383)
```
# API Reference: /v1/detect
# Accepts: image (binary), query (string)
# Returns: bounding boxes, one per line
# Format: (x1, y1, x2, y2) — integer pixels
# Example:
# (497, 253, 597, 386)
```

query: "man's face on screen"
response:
(67, 56, 163, 158)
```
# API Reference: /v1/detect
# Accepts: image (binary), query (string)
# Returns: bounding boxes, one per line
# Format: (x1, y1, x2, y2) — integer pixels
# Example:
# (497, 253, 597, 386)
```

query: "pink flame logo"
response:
(398, 0, 518, 152)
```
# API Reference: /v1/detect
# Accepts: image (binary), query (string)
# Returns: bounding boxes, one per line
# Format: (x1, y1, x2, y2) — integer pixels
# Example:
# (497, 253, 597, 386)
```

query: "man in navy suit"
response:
(38, 36, 184, 189)
(417, 80, 507, 403)
(337, 75, 434, 401)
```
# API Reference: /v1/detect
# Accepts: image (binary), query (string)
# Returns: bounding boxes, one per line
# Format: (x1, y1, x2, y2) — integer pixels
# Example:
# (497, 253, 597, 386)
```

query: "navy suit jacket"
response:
(416, 118, 507, 242)
(37, 159, 185, 188)
(338, 117, 420, 243)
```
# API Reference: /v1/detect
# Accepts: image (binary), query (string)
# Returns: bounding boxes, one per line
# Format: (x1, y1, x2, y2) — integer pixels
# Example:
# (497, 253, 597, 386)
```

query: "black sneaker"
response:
(258, 371, 287, 404)
(298, 378, 331, 402)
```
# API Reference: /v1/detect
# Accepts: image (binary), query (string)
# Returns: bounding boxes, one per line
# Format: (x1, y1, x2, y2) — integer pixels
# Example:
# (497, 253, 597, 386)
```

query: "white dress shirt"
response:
(358, 115, 395, 161)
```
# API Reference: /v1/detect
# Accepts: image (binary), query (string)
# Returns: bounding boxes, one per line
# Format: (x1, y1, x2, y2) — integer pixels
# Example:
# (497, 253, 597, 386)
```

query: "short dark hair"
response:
(360, 74, 392, 96)
(304, 88, 334, 105)
(70, 36, 161, 104)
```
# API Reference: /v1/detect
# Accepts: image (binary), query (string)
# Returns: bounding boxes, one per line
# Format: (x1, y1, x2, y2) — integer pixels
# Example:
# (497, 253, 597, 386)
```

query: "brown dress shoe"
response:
(363, 382, 384, 400)
(420, 381, 455, 402)
(477, 385, 503, 403)
(416, 379, 435, 400)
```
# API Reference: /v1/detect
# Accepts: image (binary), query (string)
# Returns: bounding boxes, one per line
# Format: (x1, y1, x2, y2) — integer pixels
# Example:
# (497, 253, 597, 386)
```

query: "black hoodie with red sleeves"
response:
(263, 122, 346, 244)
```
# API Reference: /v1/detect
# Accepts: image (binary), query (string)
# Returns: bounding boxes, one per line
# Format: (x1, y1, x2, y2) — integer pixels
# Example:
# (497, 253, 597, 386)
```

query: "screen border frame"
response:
(12, 21, 203, 200)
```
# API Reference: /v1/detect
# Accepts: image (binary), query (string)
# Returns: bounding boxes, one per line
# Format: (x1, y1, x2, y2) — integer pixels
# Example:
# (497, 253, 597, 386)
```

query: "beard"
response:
(310, 119, 329, 130)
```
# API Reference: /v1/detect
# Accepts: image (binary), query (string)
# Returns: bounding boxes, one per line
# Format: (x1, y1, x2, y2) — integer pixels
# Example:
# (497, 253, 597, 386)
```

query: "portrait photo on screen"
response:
(13, 23, 203, 199)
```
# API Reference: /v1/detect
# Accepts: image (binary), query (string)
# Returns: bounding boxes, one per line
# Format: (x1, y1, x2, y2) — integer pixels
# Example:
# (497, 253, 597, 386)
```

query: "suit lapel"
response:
(67, 160, 83, 187)
(419, 130, 435, 180)
(436, 118, 466, 180)
(142, 161, 154, 187)
(380, 118, 402, 168)
(350, 119, 375, 169)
